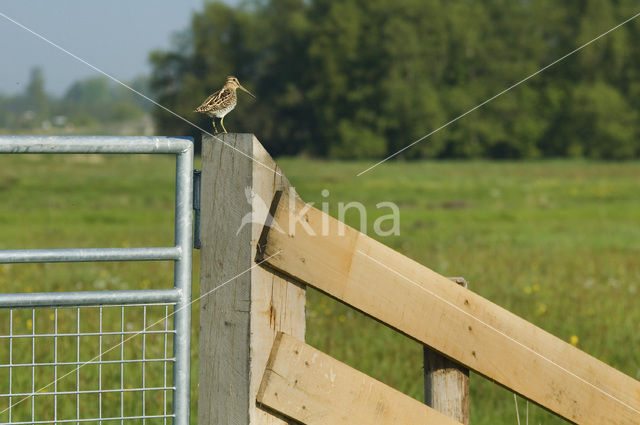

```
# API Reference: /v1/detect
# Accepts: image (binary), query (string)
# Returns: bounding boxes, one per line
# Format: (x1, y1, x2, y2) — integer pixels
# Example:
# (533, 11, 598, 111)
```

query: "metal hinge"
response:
(193, 169, 201, 249)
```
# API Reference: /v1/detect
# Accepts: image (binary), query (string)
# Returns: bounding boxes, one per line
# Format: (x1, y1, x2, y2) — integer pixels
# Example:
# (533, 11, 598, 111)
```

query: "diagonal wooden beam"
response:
(257, 332, 463, 425)
(256, 190, 640, 425)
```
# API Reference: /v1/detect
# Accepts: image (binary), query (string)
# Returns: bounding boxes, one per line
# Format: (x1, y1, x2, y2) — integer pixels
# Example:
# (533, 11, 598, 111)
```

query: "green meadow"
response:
(1, 153, 639, 424)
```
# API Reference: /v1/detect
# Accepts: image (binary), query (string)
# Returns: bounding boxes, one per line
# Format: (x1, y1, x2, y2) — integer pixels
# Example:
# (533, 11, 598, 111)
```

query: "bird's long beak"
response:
(238, 84, 256, 99)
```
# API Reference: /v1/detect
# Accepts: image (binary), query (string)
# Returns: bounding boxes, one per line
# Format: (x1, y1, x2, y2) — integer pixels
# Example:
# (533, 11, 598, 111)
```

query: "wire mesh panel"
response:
(0, 136, 194, 425)
(0, 304, 175, 424)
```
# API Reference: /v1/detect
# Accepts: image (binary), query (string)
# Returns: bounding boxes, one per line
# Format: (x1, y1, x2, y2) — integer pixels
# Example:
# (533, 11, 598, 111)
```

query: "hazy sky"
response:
(0, 0, 220, 96)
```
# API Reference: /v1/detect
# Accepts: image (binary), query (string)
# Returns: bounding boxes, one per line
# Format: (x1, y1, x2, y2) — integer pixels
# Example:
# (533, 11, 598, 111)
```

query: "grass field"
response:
(1, 153, 639, 424)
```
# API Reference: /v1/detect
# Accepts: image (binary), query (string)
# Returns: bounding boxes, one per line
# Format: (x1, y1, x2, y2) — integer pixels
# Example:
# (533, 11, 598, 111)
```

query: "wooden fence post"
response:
(197, 133, 306, 425)
(424, 277, 470, 424)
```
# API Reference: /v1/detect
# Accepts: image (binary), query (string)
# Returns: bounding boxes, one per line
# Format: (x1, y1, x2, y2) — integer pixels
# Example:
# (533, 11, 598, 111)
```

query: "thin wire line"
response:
(99, 307, 103, 425)
(119, 307, 124, 425)
(30, 310, 35, 424)
(0, 11, 282, 177)
(76, 308, 80, 425)
(162, 305, 168, 425)
(514, 394, 521, 425)
(0, 358, 173, 368)
(356, 10, 640, 176)
(356, 249, 640, 416)
(54, 309, 58, 423)
(8, 310, 12, 424)
(0, 250, 282, 415)
(142, 306, 147, 425)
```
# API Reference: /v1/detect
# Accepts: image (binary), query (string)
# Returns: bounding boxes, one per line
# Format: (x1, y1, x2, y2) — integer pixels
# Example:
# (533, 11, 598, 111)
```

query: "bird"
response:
(194, 76, 256, 134)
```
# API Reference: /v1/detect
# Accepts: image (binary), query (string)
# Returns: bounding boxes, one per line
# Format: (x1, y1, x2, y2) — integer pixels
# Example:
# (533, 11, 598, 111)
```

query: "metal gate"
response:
(0, 136, 194, 425)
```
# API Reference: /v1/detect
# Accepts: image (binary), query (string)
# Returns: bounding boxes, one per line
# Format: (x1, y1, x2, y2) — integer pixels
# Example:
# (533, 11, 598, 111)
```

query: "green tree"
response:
(565, 82, 638, 159)
(64, 77, 112, 118)
(148, 0, 640, 159)
(0, 95, 9, 129)
(25, 66, 49, 119)
(62, 76, 147, 125)
(306, 0, 453, 158)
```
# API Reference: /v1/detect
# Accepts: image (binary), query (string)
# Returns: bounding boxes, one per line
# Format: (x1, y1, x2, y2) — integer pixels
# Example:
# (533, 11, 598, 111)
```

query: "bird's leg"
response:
(220, 116, 228, 134)
(212, 119, 218, 134)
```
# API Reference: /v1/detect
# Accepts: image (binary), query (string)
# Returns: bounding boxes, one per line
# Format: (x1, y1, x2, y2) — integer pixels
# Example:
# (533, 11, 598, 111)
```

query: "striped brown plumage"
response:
(194, 76, 255, 134)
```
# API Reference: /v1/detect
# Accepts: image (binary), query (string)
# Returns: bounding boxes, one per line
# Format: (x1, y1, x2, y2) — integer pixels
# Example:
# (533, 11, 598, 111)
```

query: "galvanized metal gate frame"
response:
(0, 136, 194, 425)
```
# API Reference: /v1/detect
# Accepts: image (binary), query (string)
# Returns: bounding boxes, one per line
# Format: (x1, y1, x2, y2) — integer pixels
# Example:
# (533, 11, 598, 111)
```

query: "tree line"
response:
(0, 67, 151, 134)
(150, 0, 640, 159)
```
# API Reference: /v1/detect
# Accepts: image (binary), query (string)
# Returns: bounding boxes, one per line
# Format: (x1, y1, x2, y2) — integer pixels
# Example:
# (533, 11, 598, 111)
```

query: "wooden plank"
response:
(424, 277, 469, 424)
(256, 191, 640, 425)
(198, 134, 305, 425)
(257, 332, 463, 425)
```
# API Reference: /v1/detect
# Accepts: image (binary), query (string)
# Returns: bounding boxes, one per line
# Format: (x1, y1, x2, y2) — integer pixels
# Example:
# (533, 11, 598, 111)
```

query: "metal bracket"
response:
(193, 169, 202, 249)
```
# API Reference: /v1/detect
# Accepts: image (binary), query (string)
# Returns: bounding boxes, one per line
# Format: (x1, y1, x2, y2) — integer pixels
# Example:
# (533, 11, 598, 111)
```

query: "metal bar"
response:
(0, 386, 176, 398)
(31, 309, 35, 424)
(163, 305, 169, 425)
(0, 289, 181, 308)
(0, 330, 175, 339)
(4, 414, 175, 425)
(8, 310, 12, 424)
(0, 136, 193, 154)
(54, 309, 58, 424)
(99, 307, 103, 425)
(0, 357, 175, 368)
(142, 305, 147, 425)
(172, 146, 194, 425)
(120, 307, 124, 425)
(0, 246, 181, 264)
(76, 307, 80, 425)
(193, 169, 202, 249)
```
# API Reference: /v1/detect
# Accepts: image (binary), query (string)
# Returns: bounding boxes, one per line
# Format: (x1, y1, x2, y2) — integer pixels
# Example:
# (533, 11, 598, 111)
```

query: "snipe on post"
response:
(194, 76, 256, 134)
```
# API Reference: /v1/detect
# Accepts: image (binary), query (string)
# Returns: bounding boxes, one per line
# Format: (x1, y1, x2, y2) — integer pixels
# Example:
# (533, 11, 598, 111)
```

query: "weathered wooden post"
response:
(424, 277, 470, 424)
(197, 133, 306, 425)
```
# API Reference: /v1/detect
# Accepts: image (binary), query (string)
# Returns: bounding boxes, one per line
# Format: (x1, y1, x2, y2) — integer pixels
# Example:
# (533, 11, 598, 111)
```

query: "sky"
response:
(0, 0, 223, 96)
